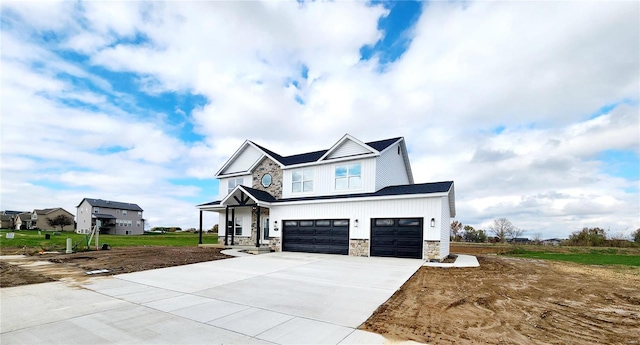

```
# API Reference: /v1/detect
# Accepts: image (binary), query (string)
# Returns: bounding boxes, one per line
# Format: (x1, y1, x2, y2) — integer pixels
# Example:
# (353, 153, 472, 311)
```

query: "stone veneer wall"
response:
(269, 237, 281, 252)
(235, 236, 254, 246)
(250, 207, 270, 247)
(349, 239, 369, 257)
(252, 157, 283, 199)
(423, 240, 441, 261)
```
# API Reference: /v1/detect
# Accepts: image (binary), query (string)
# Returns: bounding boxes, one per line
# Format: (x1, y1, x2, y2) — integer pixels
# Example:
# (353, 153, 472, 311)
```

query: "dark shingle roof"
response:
(93, 213, 116, 219)
(198, 181, 453, 207)
(241, 186, 278, 203)
(77, 198, 143, 211)
(273, 181, 453, 203)
(249, 137, 402, 167)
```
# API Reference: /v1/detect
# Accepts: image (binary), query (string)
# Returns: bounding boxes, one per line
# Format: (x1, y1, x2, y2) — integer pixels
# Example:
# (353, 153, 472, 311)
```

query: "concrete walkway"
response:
(422, 254, 479, 268)
(1, 252, 424, 344)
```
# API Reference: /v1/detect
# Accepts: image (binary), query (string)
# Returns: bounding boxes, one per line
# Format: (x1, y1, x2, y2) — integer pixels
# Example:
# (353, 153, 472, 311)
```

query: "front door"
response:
(260, 218, 270, 244)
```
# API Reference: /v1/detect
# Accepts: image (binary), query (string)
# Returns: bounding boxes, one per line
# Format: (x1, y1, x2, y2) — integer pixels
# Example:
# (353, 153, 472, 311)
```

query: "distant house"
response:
(1, 210, 26, 229)
(542, 238, 562, 246)
(76, 198, 144, 235)
(509, 237, 530, 244)
(14, 212, 34, 230)
(30, 208, 75, 230)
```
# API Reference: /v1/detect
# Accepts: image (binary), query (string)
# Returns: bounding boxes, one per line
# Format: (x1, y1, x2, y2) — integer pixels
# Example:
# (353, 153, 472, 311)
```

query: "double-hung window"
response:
(292, 169, 313, 193)
(234, 217, 243, 236)
(335, 163, 362, 190)
(228, 178, 244, 194)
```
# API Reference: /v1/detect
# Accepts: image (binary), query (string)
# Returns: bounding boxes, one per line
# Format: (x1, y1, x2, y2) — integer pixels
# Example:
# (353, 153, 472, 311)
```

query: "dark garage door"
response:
(282, 219, 349, 255)
(371, 218, 423, 259)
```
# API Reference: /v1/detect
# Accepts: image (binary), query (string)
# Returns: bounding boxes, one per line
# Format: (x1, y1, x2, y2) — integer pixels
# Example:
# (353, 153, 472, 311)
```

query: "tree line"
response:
(451, 218, 640, 247)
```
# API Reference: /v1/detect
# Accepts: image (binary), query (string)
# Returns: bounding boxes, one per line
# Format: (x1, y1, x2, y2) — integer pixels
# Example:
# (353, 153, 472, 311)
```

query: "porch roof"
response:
(92, 213, 116, 219)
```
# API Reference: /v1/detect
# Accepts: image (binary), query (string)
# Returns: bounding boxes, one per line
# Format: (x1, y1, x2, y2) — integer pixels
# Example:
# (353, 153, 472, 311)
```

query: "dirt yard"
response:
(362, 255, 640, 345)
(0, 246, 230, 288)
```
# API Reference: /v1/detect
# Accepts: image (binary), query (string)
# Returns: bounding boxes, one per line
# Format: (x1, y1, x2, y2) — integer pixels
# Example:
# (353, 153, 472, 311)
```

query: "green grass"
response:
(0, 229, 218, 253)
(504, 249, 640, 267)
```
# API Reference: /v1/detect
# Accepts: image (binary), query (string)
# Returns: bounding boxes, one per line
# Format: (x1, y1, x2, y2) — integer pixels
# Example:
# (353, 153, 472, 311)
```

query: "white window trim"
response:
(228, 177, 244, 194)
(291, 168, 314, 194)
(334, 161, 363, 191)
(234, 217, 243, 236)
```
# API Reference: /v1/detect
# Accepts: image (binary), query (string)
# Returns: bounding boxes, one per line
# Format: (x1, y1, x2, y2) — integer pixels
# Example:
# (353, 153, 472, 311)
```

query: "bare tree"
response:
(450, 220, 463, 241)
(532, 232, 543, 244)
(489, 218, 514, 243)
(507, 227, 525, 242)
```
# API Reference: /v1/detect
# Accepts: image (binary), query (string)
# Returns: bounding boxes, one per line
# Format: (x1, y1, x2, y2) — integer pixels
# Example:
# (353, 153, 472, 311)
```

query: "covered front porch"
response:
(197, 185, 278, 250)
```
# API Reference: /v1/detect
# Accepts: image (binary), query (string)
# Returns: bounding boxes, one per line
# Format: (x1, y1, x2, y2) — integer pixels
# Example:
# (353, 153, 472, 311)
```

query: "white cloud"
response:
(1, 0, 638, 238)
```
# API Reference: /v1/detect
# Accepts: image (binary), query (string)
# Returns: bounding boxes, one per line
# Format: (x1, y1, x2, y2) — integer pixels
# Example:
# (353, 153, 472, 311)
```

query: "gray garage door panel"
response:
(282, 219, 349, 255)
(371, 218, 423, 259)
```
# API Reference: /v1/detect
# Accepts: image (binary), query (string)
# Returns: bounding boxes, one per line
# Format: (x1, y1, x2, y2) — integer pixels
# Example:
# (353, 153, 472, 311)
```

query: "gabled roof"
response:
(217, 185, 278, 207)
(77, 198, 143, 211)
(2, 210, 26, 215)
(318, 134, 378, 161)
(198, 181, 455, 217)
(217, 135, 404, 176)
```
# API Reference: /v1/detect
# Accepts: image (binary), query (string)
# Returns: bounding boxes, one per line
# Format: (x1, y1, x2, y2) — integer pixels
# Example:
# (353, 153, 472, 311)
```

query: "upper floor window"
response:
(228, 178, 244, 194)
(335, 163, 361, 190)
(122, 210, 127, 216)
(94, 207, 100, 213)
(138, 211, 142, 217)
(292, 169, 313, 193)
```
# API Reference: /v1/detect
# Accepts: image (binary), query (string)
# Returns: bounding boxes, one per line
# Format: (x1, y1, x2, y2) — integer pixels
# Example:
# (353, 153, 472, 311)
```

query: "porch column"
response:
(198, 210, 203, 245)
(224, 206, 229, 245)
(231, 207, 235, 245)
(255, 206, 261, 247)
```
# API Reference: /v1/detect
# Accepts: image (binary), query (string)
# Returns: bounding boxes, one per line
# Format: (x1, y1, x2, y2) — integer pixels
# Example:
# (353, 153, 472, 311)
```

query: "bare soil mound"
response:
(1, 246, 231, 288)
(361, 255, 640, 345)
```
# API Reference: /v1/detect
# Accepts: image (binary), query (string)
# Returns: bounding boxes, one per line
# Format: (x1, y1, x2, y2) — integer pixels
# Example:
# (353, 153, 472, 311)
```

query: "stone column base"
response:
(269, 237, 281, 252)
(423, 241, 441, 261)
(349, 239, 369, 257)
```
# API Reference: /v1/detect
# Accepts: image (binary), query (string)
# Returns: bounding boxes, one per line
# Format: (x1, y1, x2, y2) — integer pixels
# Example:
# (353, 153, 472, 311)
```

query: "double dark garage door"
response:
(282, 218, 423, 259)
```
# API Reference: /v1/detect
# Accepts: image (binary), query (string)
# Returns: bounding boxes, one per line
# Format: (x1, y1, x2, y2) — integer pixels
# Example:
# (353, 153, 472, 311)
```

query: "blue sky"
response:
(1, 0, 638, 238)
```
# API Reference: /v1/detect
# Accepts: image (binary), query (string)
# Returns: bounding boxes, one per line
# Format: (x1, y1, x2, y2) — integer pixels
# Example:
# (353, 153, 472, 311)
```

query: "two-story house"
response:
(198, 134, 455, 261)
(76, 198, 145, 235)
(29, 208, 75, 230)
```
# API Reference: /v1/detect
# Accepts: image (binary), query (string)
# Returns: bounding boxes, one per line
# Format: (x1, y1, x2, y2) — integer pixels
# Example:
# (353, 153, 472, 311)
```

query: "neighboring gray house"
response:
(198, 134, 455, 261)
(76, 198, 144, 235)
(1, 210, 25, 229)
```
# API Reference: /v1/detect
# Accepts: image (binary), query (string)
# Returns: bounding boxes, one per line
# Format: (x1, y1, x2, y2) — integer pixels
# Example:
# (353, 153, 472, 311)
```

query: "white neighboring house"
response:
(197, 134, 455, 261)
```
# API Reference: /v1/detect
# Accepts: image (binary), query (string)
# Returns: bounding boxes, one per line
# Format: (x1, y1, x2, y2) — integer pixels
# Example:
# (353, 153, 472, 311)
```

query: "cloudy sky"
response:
(1, 1, 638, 239)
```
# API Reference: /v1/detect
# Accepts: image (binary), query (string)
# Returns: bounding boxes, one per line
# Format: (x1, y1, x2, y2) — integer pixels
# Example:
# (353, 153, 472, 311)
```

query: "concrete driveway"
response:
(1, 252, 423, 344)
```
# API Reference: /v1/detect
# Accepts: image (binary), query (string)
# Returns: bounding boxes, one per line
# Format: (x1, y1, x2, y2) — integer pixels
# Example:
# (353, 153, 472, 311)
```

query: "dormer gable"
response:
(319, 134, 378, 161)
(216, 141, 274, 177)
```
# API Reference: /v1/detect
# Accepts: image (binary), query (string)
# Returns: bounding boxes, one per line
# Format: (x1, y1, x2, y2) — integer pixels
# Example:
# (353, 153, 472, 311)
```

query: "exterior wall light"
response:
(430, 218, 436, 227)
(354, 219, 359, 227)
(273, 220, 279, 232)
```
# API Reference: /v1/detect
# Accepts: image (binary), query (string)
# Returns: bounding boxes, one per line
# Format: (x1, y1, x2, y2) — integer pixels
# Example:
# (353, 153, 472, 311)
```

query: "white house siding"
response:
(269, 196, 444, 240)
(221, 146, 262, 175)
(216, 208, 252, 237)
(326, 139, 372, 159)
(218, 175, 251, 200)
(76, 200, 93, 234)
(439, 196, 451, 257)
(375, 142, 410, 191)
(281, 158, 377, 198)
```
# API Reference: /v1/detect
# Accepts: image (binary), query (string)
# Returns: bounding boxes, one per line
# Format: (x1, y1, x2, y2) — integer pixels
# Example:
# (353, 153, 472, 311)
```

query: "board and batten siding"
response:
(326, 139, 372, 159)
(270, 196, 443, 240)
(221, 145, 263, 175)
(440, 196, 451, 257)
(216, 208, 251, 237)
(375, 142, 409, 191)
(281, 158, 377, 198)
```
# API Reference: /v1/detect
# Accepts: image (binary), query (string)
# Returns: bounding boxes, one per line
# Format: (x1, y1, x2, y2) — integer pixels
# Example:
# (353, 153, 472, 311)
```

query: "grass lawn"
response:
(504, 248, 640, 267)
(0, 229, 218, 253)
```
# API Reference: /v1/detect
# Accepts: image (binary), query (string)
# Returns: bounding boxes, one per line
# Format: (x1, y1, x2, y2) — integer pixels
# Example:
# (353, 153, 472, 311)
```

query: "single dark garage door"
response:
(371, 218, 423, 259)
(282, 219, 349, 255)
